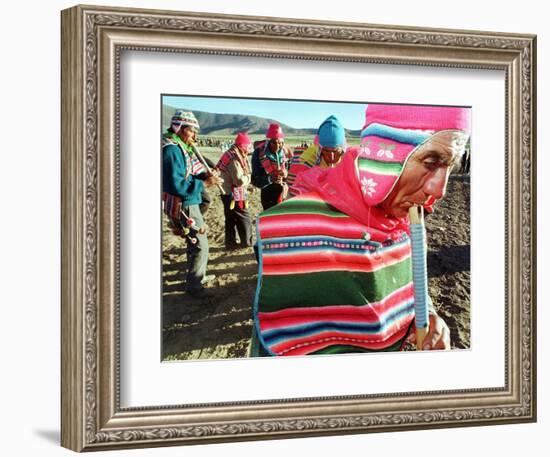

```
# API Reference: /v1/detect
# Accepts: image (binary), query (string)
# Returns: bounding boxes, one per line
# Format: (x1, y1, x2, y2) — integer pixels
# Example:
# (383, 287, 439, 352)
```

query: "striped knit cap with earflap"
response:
(163, 109, 204, 179)
(170, 110, 200, 133)
(356, 103, 470, 210)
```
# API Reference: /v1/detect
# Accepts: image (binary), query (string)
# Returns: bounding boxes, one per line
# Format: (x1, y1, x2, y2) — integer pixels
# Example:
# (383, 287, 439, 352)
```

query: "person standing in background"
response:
(162, 109, 222, 298)
(287, 115, 347, 194)
(216, 132, 254, 250)
(251, 123, 292, 210)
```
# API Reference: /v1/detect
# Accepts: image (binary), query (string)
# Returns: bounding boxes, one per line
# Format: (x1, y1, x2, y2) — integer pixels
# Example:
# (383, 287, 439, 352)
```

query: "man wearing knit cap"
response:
(251, 123, 293, 210)
(287, 115, 347, 192)
(162, 109, 222, 298)
(250, 103, 470, 356)
(216, 132, 254, 250)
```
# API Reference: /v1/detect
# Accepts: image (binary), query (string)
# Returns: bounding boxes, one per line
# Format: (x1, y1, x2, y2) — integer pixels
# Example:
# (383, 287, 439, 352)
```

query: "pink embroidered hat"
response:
(356, 103, 471, 207)
(234, 132, 252, 148)
(266, 123, 284, 139)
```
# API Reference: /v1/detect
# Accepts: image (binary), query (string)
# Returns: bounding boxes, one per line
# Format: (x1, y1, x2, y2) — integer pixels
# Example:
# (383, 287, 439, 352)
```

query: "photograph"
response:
(161, 96, 472, 360)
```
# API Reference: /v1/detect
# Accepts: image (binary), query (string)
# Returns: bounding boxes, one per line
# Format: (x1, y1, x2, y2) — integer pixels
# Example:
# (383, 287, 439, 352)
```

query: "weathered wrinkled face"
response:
(178, 126, 198, 145)
(268, 138, 284, 153)
(379, 130, 468, 218)
(320, 146, 344, 167)
(191, 130, 199, 144)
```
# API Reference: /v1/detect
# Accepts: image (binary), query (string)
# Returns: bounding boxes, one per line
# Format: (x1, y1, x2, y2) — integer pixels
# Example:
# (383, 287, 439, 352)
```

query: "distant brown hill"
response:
(162, 104, 361, 137)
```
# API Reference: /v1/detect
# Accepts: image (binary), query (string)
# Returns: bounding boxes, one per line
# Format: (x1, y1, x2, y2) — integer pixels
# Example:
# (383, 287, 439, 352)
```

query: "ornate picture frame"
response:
(61, 4, 536, 451)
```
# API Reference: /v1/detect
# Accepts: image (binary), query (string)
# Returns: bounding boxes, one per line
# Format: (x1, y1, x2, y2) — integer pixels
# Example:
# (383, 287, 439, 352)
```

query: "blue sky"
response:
(162, 94, 367, 131)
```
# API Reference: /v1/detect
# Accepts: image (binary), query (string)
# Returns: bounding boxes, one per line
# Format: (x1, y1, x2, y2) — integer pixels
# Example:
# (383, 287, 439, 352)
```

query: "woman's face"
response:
(378, 131, 467, 218)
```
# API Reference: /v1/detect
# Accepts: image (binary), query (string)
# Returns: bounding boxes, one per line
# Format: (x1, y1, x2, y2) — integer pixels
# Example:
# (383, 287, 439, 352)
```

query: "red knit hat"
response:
(266, 123, 284, 139)
(234, 132, 252, 148)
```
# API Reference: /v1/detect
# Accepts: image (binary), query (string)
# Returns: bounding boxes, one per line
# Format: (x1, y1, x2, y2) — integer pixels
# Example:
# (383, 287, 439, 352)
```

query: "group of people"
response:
(162, 110, 349, 296)
(162, 103, 471, 355)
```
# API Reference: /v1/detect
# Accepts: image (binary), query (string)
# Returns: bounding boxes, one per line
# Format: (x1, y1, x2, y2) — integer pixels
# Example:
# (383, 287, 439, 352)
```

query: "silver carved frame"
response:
(61, 4, 537, 452)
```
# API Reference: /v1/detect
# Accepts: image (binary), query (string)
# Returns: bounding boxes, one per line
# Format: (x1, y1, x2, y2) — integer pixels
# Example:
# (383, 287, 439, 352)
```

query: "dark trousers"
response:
(221, 195, 253, 248)
(199, 188, 211, 215)
(260, 183, 285, 210)
(183, 205, 209, 292)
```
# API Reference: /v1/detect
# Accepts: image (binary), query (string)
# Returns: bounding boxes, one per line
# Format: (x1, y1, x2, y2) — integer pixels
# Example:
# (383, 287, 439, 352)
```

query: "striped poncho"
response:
(216, 146, 251, 203)
(253, 103, 471, 356)
(258, 143, 291, 179)
(162, 131, 206, 178)
(162, 130, 206, 209)
(254, 192, 415, 356)
(286, 145, 308, 189)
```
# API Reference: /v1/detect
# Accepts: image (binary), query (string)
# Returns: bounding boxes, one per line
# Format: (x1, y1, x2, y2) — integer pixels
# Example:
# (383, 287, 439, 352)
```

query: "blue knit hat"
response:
(317, 115, 346, 148)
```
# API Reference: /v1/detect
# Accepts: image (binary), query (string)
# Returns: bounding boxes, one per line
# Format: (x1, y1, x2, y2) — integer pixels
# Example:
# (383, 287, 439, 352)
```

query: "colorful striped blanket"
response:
(286, 146, 308, 189)
(258, 143, 291, 177)
(254, 192, 415, 356)
(162, 192, 182, 219)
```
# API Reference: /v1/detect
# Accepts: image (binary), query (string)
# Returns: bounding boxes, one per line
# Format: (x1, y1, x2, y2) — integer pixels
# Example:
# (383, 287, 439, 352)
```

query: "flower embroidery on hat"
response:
(359, 140, 372, 156)
(376, 142, 396, 159)
(360, 177, 377, 197)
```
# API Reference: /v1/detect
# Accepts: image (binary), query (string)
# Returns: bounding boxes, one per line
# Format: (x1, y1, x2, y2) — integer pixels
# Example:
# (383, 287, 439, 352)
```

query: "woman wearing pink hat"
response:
(250, 103, 470, 356)
(216, 132, 254, 249)
(251, 123, 293, 210)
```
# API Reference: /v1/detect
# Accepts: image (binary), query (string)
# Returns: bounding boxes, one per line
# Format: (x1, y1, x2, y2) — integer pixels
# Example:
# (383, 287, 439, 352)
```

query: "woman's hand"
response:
(406, 312, 451, 350)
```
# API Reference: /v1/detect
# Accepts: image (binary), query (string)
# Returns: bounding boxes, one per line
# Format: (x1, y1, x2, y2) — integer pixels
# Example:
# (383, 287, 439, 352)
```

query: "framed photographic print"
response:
(61, 4, 536, 452)
(159, 95, 473, 361)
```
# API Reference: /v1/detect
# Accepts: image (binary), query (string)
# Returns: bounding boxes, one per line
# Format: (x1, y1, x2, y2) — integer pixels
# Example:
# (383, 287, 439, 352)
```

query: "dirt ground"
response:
(162, 161, 471, 360)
